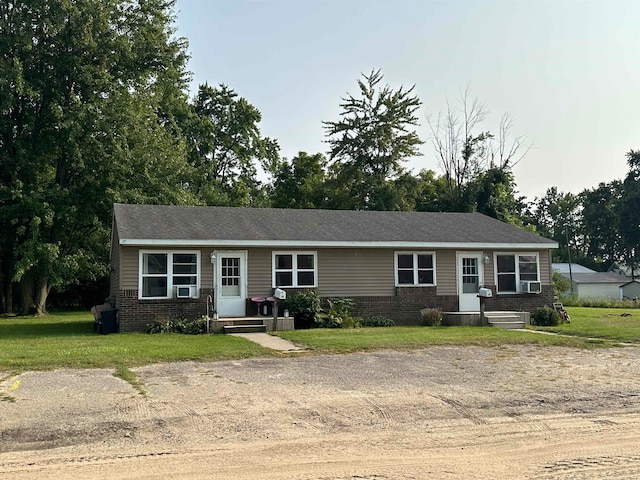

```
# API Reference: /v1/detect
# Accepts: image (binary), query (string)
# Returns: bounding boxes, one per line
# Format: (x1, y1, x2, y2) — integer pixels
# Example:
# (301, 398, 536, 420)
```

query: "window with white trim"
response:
(272, 252, 317, 287)
(395, 252, 436, 286)
(495, 253, 539, 293)
(139, 251, 199, 298)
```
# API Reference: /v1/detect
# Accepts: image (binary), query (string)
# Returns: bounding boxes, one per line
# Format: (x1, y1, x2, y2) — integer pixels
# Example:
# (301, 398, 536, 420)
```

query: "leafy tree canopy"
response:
(323, 69, 423, 210)
(185, 83, 280, 207)
(0, 0, 193, 314)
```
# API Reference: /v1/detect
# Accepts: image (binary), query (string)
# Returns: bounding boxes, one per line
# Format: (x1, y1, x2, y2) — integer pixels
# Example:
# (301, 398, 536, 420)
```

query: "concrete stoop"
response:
(221, 318, 267, 334)
(442, 311, 530, 328)
(213, 316, 295, 334)
(484, 312, 527, 330)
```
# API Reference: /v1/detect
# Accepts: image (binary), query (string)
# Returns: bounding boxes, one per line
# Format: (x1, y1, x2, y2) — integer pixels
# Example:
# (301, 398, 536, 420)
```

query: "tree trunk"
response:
(5, 281, 13, 315)
(19, 274, 35, 316)
(0, 259, 4, 314)
(34, 274, 50, 316)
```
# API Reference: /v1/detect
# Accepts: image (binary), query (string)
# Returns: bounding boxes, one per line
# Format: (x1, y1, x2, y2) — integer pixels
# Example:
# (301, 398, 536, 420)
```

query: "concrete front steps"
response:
(221, 318, 266, 334)
(442, 311, 530, 329)
(484, 311, 528, 329)
(211, 316, 295, 334)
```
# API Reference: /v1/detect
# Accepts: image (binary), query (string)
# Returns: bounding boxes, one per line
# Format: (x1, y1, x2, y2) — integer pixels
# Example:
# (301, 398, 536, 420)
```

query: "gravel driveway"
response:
(1, 345, 640, 479)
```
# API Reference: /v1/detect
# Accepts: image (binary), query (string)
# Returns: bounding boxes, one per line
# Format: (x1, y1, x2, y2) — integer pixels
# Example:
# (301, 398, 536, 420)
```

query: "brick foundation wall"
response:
(482, 284, 555, 312)
(117, 285, 554, 332)
(348, 287, 458, 326)
(118, 289, 213, 332)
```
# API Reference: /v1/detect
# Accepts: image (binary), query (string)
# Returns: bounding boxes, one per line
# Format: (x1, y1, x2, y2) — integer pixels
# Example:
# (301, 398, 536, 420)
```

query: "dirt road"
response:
(2, 345, 640, 479)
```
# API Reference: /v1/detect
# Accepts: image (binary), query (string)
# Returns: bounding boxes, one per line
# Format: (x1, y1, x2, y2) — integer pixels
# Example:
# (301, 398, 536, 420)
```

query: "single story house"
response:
(110, 204, 558, 332)
(557, 272, 630, 300)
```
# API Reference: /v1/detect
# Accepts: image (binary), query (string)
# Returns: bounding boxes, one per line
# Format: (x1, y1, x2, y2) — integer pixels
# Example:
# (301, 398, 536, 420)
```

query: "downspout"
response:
(210, 252, 218, 324)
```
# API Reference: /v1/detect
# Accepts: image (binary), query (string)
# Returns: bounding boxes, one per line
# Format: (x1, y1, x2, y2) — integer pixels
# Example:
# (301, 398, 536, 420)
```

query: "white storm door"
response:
(216, 252, 247, 317)
(457, 253, 483, 312)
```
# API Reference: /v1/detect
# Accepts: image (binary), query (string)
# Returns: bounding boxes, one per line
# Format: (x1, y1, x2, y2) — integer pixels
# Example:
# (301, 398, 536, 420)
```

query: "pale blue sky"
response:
(175, 0, 639, 200)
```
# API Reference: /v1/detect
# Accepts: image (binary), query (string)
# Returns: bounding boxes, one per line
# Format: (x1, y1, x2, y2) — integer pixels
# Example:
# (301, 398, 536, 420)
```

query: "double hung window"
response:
(273, 252, 317, 288)
(140, 251, 199, 298)
(395, 252, 436, 286)
(495, 254, 539, 293)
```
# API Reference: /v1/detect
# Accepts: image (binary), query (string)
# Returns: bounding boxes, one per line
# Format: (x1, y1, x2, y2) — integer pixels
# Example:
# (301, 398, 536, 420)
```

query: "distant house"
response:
(620, 280, 640, 300)
(552, 263, 596, 275)
(558, 272, 629, 300)
(110, 204, 558, 332)
(608, 262, 638, 278)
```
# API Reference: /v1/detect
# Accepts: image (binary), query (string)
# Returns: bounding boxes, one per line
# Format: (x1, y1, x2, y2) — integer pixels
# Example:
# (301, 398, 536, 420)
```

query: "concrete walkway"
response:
(229, 332, 307, 352)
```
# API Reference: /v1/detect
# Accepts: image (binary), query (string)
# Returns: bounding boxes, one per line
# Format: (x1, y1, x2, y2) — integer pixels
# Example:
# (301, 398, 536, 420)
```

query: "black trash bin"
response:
(100, 309, 118, 334)
(260, 301, 273, 316)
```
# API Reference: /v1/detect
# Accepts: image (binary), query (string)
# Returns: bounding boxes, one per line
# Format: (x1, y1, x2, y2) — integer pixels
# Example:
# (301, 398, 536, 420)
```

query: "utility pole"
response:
(565, 223, 574, 295)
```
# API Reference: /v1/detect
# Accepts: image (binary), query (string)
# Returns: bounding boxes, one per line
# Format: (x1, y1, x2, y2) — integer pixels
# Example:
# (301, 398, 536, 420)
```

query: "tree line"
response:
(1, 1, 638, 314)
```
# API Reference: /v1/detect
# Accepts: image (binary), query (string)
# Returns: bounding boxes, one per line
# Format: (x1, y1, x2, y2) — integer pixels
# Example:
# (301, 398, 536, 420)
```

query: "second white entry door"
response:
(216, 251, 247, 317)
(457, 252, 483, 312)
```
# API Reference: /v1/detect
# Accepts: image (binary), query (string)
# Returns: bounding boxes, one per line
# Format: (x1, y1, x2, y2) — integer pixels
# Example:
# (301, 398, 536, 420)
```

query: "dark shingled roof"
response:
(113, 203, 556, 247)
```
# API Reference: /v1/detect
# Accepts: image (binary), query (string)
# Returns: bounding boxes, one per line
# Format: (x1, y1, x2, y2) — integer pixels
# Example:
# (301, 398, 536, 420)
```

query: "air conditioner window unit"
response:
(520, 281, 541, 294)
(176, 286, 193, 298)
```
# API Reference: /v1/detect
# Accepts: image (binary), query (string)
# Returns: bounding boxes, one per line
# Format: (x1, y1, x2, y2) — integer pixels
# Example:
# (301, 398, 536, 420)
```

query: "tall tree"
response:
(580, 180, 622, 268)
(185, 83, 279, 207)
(427, 89, 531, 212)
(527, 187, 582, 263)
(468, 167, 526, 226)
(270, 152, 327, 209)
(323, 69, 423, 210)
(0, 0, 193, 314)
(618, 149, 640, 278)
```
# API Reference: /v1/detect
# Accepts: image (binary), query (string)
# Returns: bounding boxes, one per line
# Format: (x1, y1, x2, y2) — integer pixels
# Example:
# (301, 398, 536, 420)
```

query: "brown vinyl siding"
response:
(247, 248, 395, 297)
(118, 245, 554, 298)
(247, 248, 271, 297)
(435, 250, 457, 296)
(318, 248, 395, 297)
(121, 247, 138, 290)
(109, 224, 121, 300)
(539, 250, 551, 284)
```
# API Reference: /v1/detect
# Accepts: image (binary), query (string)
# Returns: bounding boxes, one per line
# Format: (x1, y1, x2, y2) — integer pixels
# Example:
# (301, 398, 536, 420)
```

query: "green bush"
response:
(315, 297, 359, 329)
(283, 290, 322, 329)
(361, 315, 395, 327)
(420, 307, 442, 327)
(531, 306, 562, 326)
(147, 315, 210, 334)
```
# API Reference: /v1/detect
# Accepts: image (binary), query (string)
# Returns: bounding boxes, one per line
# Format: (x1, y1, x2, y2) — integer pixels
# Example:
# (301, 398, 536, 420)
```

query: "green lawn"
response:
(276, 324, 601, 354)
(1, 307, 638, 373)
(532, 307, 640, 343)
(0, 311, 272, 372)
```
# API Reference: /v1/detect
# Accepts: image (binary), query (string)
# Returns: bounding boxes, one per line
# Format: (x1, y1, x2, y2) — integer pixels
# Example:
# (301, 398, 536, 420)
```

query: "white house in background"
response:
(567, 273, 629, 299)
(619, 279, 640, 300)
(553, 263, 631, 299)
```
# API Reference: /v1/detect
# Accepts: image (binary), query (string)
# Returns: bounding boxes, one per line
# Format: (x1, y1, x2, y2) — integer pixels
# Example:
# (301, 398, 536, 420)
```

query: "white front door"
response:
(457, 252, 483, 312)
(216, 251, 247, 317)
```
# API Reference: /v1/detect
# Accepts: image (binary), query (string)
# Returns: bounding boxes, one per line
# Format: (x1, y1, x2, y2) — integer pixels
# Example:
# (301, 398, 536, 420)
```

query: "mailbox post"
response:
(477, 287, 492, 326)
(272, 288, 286, 331)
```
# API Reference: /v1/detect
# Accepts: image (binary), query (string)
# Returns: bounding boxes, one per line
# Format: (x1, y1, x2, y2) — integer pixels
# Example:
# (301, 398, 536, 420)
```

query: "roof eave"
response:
(119, 238, 559, 249)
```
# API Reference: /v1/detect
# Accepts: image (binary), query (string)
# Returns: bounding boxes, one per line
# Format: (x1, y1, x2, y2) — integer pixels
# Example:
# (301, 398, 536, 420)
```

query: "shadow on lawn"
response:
(0, 317, 94, 338)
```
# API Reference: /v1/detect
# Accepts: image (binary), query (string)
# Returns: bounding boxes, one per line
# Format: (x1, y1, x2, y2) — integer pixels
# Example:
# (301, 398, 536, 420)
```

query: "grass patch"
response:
(276, 325, 599, 354)
(531, 307, 640, 343)
(114, 366, 147, 397)
(2, 308, 636, 372)
(0, 311, 274, 372)
(0, 393, 16, 403)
